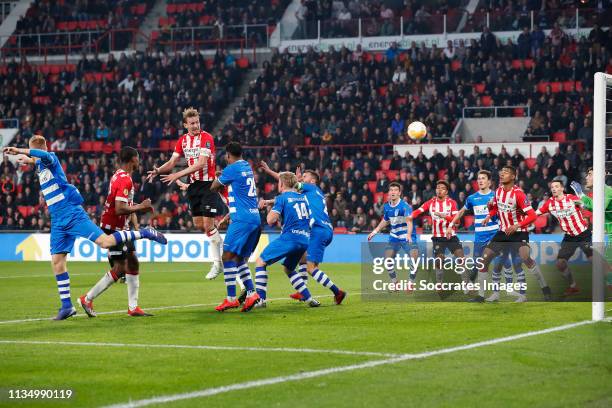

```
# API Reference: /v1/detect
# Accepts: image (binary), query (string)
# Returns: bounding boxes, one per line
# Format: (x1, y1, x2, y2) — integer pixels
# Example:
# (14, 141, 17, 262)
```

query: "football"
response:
(407, 121, 427, 140)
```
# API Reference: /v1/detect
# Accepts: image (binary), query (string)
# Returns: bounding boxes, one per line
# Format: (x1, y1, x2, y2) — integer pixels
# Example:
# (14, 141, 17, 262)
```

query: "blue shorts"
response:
(386, 240, 420, 254)
(306, 226, 333, 264)
(223, 221, 261, 258)
(260, 237, 308, 271)
(50, 206, 104, 255)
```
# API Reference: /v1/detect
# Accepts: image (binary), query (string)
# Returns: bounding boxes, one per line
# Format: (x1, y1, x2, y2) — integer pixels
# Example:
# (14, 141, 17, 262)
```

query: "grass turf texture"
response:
(0, 261, 609, 408)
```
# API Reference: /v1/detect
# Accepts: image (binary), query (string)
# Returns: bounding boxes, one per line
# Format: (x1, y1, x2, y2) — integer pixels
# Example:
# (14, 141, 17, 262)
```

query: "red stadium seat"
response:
(395, 97, 407, 107)
(525, 158, 537, 169)
(236, 58, 249, 69)
(534, 215, 549, 233)
(451, 60, 461, 71)
(374, 192, 385, 203)
(513, 107, 525, 117)
(92, 141, 103, 151)
(17, 206, 32, 218)
(49, 65, 61, 74)
(264, 183, 275, 193)
(333, 227, 348, 234)
(471, 180, 479, 191)
(552, 132, 566, 143)
(463, 215, 475, 229)
(375, 170, 384, 180)
(474, 83, 485, 93)
(377, 86, 387, 96)
(511, 59, 522, 69)
(368, 181, 377, 195)
(481, 95, 492, 106)
(80, 141, 93, 151)
(380, 159, 391, 171)
(524, 59, 534, 69)
(385, 170, 398, 181)
(102, 143, 114, 154)
(537, 82, 549, 93)
(374, 53, 384, 63)
(342, 160, 353, 170)
(262, 124, 272, 137)
(113, 141, 122, 152)
(159, 140, 170, 150)
(562, 80, 574, 91)
(575, 81, 582, 91)
(550, 82, 563, 93)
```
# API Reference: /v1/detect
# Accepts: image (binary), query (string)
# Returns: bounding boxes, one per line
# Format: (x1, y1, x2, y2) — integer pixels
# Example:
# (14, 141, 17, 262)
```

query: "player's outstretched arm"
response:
(446, 207, 466, 237)
(368, 219, 389, 241)
(147, 153, 181, 182)
(115, 198, 154, 216)
(258, 160, 280, 180)
(406, 217, 413, 243)
(160, 153, 208, 185)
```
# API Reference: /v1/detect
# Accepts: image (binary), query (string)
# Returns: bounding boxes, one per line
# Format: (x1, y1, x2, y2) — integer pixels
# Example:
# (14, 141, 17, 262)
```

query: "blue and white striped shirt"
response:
(463, 190, 499, 242)
(383, 199, 416, 242)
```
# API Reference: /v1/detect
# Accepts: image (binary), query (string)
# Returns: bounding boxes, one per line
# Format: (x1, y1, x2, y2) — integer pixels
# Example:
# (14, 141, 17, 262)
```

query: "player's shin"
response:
(207, 228, 224, 269)
(237, 262, 255, 295)
(223, 261, 238, 301)
(298, 263, 308, 282)
(125, 271, 139, 310)
(86, 270, 120, 301)
(255, 266, 268, 300)
(312, 268, 340, 295)
(287, 270, 313, 302)
(56, 271, 72, 309)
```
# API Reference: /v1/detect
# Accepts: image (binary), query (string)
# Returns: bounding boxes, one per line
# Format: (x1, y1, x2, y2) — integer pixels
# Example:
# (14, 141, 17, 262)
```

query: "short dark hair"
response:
(225, 141, 242, 158)
(502, 165, 517, 175)
(436, 180, 450, 190)
(477, 170, 492, 180)
(551, 177, 565, 187)
(119, 146, 138, 164)
(388, 181, 402, 191)
(304, 169, 320, 183)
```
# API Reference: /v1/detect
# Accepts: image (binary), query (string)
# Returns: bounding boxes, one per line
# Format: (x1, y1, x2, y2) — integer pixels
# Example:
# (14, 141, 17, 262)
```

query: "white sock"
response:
(87, 271, 117, 301)
(236, 274, 245, 290)
(126, 273, 139, 310)
(526, 262, 547, 288)
(477, 271, 487, 297)
(207, 228, 222, 265)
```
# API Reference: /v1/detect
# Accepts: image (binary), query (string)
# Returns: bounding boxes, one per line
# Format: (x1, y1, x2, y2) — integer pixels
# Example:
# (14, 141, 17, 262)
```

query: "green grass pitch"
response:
(0, 261, 610, 408)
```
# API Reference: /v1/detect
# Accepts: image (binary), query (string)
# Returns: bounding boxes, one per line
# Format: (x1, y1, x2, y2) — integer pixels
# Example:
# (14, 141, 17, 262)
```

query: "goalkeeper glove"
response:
(570, 181, 584, 198)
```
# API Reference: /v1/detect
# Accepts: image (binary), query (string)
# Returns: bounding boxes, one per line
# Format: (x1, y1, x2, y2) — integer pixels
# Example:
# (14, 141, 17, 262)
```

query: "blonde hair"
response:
(182, 107, 199, 123)
(29, 135, 47, 149)
(279, 172, 298, 190)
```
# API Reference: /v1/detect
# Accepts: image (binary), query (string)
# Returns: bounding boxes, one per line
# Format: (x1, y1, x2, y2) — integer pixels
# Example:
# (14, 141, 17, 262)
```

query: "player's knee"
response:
(306, 261, 317, 274)
(221, 252, 234, 262)
(255, 257, 266, 268)
(127, 257, 139, 273)
(556, 258, 567, 270)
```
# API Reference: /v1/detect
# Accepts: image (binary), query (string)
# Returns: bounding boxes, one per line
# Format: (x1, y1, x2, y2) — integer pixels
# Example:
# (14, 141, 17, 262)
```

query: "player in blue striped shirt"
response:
(447, 170, 523, 302)
(3, 136, 167, 320)
(255, 171, 320, 308)
(368, 182, 419, 288)
(258, 162, 346, 305)
(211, 142, 261, 312)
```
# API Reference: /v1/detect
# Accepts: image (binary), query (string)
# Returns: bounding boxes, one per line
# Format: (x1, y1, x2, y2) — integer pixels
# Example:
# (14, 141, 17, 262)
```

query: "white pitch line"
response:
(0, 294, 339, 325)
(0, 269, 204, 279)
(0, 340, 397, 358)
(102, 320, 596, 408)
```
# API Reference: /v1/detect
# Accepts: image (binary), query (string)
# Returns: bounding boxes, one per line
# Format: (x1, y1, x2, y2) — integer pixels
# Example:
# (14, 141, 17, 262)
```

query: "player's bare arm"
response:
(447, 207, 466, 237)
(146, 153, 181, 182)
(115, 198, 154, 216)
(368, 219, 389, 241)
(266, 208, 280, 225)
(406, 217, 413, 243)
(258, 160, 280, 180)
(209, 178, 224, 192)
(160, 152, 209, 185)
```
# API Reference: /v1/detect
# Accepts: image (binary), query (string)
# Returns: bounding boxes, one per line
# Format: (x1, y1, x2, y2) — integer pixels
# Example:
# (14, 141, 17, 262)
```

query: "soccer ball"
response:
(407, 121, 427, 141)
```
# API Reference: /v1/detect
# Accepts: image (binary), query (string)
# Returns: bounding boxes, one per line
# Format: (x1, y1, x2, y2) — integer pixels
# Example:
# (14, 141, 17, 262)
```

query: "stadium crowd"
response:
(0, 19, 607, 234)
(7, 0, 156, 55)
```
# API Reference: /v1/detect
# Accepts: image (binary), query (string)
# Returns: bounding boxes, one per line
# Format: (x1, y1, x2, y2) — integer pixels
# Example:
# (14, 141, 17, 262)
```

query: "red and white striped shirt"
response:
(536, 194, 588, 236)
(100, 169, 134, 231)
(488, 185, 534, 232)
(173, 131, 216, 182)
(412, 197, 458, 238)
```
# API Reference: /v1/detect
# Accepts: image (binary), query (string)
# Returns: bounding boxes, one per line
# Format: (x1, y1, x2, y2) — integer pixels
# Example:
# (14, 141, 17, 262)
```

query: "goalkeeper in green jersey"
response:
(571, 168, 612, 287)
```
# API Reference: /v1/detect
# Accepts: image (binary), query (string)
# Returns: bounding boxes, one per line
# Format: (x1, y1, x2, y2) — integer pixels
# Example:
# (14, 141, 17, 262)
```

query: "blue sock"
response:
(298, 264, 308, 281)
(56, 272, 72, 309)
(516, 269, 526, 295)
(387, 269, 397, 282)
(255, 266, 268, 300)
(287, 270, 312, 301)
(312, 268, 339, 295)
(223, 261, 238, 300)
(237, 262, 255, 293)
(112, 230, 141, 245)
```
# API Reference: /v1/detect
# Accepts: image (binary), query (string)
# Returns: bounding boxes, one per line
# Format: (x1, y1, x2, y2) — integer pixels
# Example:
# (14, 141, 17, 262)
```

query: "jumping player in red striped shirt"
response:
(532, 178, 592, 295)
(475, 165, 552, 302)
(147, 108, 226, 279)
(410, 180, 467, 288)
